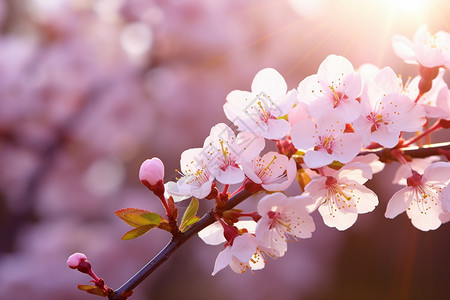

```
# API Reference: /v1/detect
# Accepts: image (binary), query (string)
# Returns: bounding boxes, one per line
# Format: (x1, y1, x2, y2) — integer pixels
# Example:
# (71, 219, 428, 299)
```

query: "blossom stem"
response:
(230, 181, 247, 197)
(156, 194, 171, 220)
(403, 119, 442, 147)
(108, 189, 252, 300)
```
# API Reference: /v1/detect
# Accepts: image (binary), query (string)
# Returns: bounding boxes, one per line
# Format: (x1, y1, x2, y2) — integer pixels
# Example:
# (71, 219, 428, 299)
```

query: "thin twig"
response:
(109, 189, 252, 300)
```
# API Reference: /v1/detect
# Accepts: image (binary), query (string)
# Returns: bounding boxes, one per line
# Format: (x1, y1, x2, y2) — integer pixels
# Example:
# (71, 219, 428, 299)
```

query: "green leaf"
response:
(121, 224, 157, 240)
(78, 285, 107, 297)
(115, 208, 162, 228)
(179, 198, 199, 232)
(180, 216, 200, 232)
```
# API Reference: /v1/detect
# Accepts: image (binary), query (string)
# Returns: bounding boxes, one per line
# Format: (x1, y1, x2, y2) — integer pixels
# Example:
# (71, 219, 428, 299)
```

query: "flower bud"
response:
(67, 252, 87, 269)
(139, 157, 165, 187)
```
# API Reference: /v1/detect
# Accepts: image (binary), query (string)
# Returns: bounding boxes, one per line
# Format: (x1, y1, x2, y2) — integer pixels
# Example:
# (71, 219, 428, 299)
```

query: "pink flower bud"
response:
(139, 157, 165, 187)
(67, 252, 87, 269)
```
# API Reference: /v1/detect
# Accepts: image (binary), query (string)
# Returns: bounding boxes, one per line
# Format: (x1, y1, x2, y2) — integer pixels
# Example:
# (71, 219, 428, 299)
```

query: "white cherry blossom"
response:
(202, 123, 264, 185)
(291, 113, 361, 168)
(354, 67, 426, 148)
(392, 25, 450, 68)
(212, 233, 265, 275)
(298, 54, 362, 122)
(242, 151, 297, 191)
(304, 162, 378, 231)
(224, 68, 297, 140)
(165, 148, 214, 201)
(385, 162, 450, 231)
(255, 193, 315, 257)
(198, 220, 257, 245)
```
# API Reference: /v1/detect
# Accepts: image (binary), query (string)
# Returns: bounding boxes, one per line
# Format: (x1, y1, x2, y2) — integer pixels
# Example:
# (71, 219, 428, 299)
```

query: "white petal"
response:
(231, 234, 258, 263)
(251, 68, 287, 99)
(303, 149, 334, 169)
(257, 192, 286, 215)
(337, 162, 372, 184)
(423, 162, 450, 185)
(318, 202, 358, 231)
(290, 119, 318, 150)
(317, 54, 355, 87)
(264, 118, 290, 140)
(297, 74, 323, 104)
(214, 166, 245, 185)
(236, 131, 265, 162)
(392, 34, 417, 64)
(385, 187, 414, 219)
(198, 222, 226, 245)
(212, 247, 232, 276)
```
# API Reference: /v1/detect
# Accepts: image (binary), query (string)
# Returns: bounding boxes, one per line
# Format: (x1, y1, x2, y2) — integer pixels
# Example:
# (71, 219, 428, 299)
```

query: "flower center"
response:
(330, 85, 348, 108)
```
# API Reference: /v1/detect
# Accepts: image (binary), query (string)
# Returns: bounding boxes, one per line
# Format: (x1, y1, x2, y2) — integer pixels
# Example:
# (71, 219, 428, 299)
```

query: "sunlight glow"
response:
(378, 0, 429, 12)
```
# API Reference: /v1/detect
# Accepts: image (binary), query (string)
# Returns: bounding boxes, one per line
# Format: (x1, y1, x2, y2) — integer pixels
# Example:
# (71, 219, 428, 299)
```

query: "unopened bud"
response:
(67, 252, 88, 269)
(139, 157, 165, 187)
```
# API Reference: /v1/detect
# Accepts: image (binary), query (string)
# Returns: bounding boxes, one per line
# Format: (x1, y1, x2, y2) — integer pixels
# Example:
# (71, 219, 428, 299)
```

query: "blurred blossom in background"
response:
(0, 0, 449, 299)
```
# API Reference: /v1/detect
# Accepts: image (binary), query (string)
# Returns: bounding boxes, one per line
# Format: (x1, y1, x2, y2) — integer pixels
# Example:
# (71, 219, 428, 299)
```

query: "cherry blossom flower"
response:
(242, 151, 297, 191)
(291, 113, 362, 168)
(392, 156, 441, 185)
(198, 220, 257, 245)
(165, 148, 214, 201)
(224, 68, 297, 140)
(298, 54, 362, 122)
(202, 123, 264, 185)
(392, 25, 450, 68)
(385, 162, 450, 231)
(353, 67, 426, 148)
(304, 162, 378, 230)
(255, 193, 315, 257)
(212, 233, 265, 275)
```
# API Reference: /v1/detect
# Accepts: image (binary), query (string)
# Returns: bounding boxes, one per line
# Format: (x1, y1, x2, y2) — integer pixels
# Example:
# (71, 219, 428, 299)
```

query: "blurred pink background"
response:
(0, 0, 449, 299)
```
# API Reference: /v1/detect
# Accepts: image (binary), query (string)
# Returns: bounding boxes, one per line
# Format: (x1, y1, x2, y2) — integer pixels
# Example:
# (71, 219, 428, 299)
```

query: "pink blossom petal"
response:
(198, 222, 226, 245)
(290, 119, 317, 150)
(423, 162, 450, 184)
(337, 162, 373, 184)
(231, 234, 257, 263)
(214, 166, 245, 185)
(212, 248, 232, 275)
(265, 118, 290, 140)
(303, 149, 334, 169)
(318, 202, 358, 231)
(251, 68, 287, 99)
(392, 34, 416, 64)
(385, 187, 414, 219)
(297, 74, 323, 104)
(317, 54, 355, 88)
(331, 133, 362, 164)
(407, 198, 443, 231)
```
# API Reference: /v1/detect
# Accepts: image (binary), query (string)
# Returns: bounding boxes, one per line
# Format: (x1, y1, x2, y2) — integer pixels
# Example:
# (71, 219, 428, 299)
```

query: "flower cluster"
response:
(70, 25, 450, 284)
(139, 25, 450, 275)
